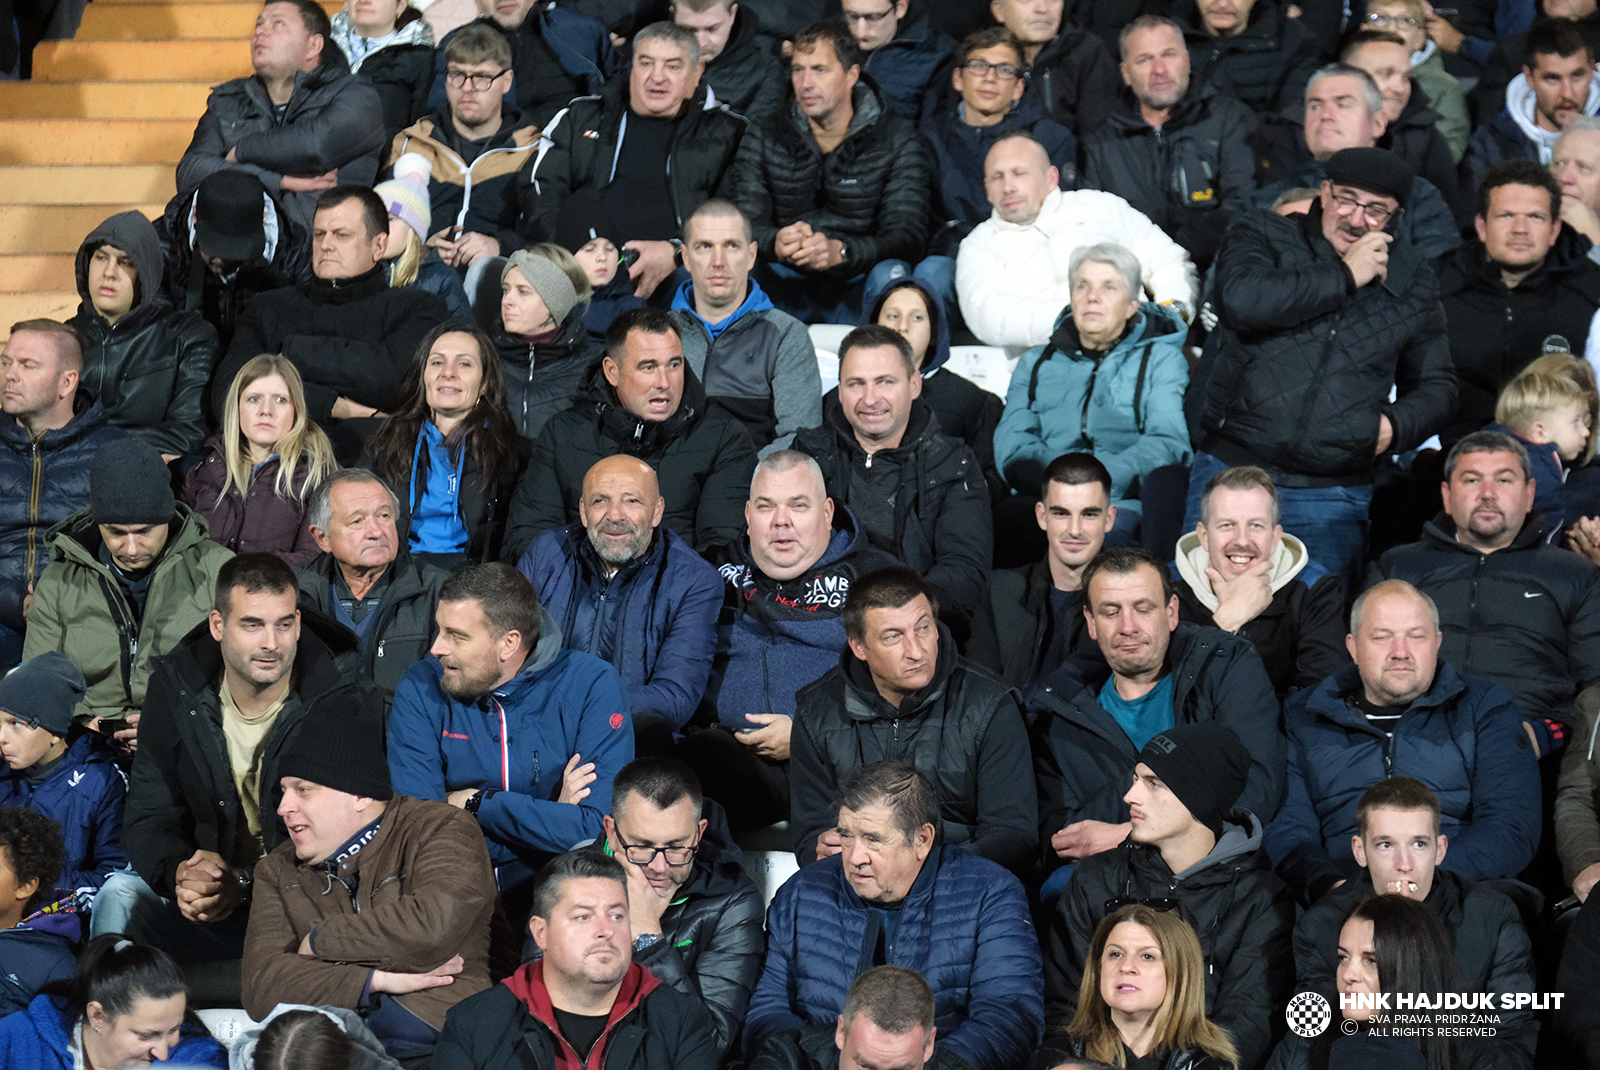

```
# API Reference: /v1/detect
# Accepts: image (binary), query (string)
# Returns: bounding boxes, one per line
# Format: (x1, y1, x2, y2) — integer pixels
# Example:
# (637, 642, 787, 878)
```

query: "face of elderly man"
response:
(579, 456, 665, 568)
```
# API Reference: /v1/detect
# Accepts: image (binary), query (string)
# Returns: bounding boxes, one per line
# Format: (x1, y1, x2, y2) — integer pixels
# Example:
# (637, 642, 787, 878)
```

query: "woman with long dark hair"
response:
(363, 322, 527, 566)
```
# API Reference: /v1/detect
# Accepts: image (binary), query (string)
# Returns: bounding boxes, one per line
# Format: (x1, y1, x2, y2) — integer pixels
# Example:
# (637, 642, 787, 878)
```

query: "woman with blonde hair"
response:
(1062, 904, 1238, 1070)
(182, 354, 337, 564)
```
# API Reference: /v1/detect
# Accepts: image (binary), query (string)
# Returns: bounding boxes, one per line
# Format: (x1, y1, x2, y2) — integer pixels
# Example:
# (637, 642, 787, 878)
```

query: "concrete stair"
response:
(0, 0, 341, 334)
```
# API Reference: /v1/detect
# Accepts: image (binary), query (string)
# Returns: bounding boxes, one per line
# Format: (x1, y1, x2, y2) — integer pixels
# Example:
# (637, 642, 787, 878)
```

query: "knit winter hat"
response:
(374, 152, 433, 244)
(277, 707, 393, 800)
(0, 653, 86, 738)
(1137, 723, 1251, 839)
(504, 249, 579, 326)
(90, 441, 176, 526)
(552, 190, 624, 256)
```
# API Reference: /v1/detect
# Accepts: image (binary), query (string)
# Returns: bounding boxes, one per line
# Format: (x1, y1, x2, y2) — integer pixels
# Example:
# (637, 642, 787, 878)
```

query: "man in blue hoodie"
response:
(387, 561, 634, 922)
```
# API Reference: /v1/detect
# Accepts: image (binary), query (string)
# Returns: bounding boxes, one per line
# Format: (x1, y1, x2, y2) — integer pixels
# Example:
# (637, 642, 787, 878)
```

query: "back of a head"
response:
(252, 1009, 353, 1070)
(842, 965, 935, 1037)
(50, 935, 186, 1019)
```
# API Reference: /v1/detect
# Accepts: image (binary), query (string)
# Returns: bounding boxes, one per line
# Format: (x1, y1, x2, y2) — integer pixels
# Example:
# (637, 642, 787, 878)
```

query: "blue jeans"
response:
(755, 259, 910, 325)
(91, 868, 249, 961)
(1184, 451, 1369, 595)
(863, 256, 958, 323)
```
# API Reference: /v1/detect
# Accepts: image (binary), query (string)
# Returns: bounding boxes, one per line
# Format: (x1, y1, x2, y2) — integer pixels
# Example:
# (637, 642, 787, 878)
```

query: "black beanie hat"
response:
(90, 441, 176, 526)
(552, 190, 625, 257)
(0, 652, 86, 738)
(277, 708, 393, 801)
(1137, 723, 1251, 838)
(1324, 147, 1414, 210)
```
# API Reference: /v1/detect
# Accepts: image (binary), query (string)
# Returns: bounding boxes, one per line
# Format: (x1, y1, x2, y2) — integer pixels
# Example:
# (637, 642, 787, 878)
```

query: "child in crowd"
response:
(375, 153, 473, 320)
(554, 191, 645, 346)
(0, 654, 127, 902)
(0, 805, 76, 1018)
(1489, 351, 1599, 539)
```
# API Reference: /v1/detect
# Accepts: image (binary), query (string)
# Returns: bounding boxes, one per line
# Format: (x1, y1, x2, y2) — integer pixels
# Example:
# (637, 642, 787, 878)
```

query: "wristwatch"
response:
(465, 789, 495, 819)
(234, 867, 253, 906)
(632, 932, 662, 952)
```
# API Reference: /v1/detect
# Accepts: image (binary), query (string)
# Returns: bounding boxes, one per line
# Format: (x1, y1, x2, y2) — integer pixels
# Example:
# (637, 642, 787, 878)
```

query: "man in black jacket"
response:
(747, 966, 940, 1070)
(1172, 465, 1345, 698)
(792, 325, 991, 619)
(844, 0, 954, 122)
(673, 0, 785, 121)
(1082, 15, 1258, 270)
(521, 22, 746, 300)
(1046, 724, 1295, 1070)
(105, 553, 375, 958)
(1438, 159, 1600, 443)
(66, 211, 217, 462)
(729, 20, 932, 324)
(296, 469, 446, 698)
(790, 567, 1036, 874)
(1373, 429, 1600, 755)
(434, 849, 718, 1070)
(987, 0, 1120, 135)
(176, 0, 387, 231)
(1178, 0, 1318, 117)
(1191, 146, 1456, 595)
(1292, 778, 1538, 1070)
(215, 185, 450, 463)
(1030, 547, 1285, 884)
(503, 308, 756, 562)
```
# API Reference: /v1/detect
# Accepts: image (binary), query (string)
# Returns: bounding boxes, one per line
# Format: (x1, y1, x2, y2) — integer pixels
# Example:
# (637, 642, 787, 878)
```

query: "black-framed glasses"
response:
(842, 6, 896, 24)
(445, 68, 511, 90)
(1364, 12, 1422, 28)
(1330, 189, 1397, 226)
(961, 58, 1025, 80)
(615, 833, 700, 867)
(1105, 897, 1182, 914)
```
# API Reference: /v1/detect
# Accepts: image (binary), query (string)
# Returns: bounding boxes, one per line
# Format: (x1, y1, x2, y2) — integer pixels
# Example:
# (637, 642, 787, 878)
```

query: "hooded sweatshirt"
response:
(1505, 72, 1600, 163)
(228, 1004, 404, 1070)
(1173, 530, 1312, 612)
(503, 961, 662, 1070)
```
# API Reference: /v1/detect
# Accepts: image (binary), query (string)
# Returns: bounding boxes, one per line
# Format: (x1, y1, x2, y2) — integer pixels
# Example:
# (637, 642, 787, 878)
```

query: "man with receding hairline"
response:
(746, 965, 940, 1070)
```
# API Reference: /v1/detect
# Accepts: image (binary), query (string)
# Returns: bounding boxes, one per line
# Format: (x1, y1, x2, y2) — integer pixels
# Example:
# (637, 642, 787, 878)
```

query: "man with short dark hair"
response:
(295, 468, 447, 698)
(743, 763, 1044, 1070)
(790, 567, 1036, 872)
(1177, 0, 1319, 117)
(1292, 778, 1539, 1069)
(843, 0, 954, 122)
(386, 561, 634, 920)
(215, 185, 450, 461)
(177, 0, 387, 230)
(0, 321, 123, 653)
(1438, 158, 1600, 442)
(1172, 465, 1345, 698)
(517, 457, 725, 746)
(793, 325, 992, 618)
(672, 0, 786, 120)
(1031, 547, 1285, 880)
(107, 552, 373, 958)
(970, 454, 1113, 694)
(503, 307, 757, 562)
(432, 849, 719, 1070)
(1045, 724, 1294, 1070)
(747, 965, 939, 1070)
(1340, 30, 1464, 219)
(985, 0, 1120, 134)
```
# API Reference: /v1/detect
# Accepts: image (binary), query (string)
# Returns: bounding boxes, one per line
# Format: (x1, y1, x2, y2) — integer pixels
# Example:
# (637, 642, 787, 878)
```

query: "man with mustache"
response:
(504, 308, 757, 564)
(1374, 430, 1600, 764)
(517, 456, 724, 753)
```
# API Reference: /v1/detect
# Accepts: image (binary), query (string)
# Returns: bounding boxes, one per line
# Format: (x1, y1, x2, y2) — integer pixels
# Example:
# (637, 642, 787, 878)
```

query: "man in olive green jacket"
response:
(22, 443, 232, 752)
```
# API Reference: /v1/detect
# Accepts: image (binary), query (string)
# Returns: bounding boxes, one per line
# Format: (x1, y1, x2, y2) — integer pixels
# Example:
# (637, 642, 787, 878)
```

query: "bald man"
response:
(516, 455, 725, 753)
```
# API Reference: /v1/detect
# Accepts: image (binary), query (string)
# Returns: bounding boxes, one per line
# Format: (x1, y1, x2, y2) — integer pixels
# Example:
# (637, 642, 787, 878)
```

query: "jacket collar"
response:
(1419, 511, 1551, 555)
(502, 959, 662, 1065)
(839, 621, 957, 721)
(302, 261, 389, 302)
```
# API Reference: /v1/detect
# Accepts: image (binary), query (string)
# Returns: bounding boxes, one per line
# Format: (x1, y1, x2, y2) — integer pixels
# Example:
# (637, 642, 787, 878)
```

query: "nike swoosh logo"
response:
(1525, 592, 1543, 598)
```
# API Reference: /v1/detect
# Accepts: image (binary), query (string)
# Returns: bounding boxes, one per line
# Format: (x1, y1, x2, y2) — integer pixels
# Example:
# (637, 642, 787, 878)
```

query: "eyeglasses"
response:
(1105, 897, 1182, 914)
(842, 6, 896, 24)
(445, 68, 511, 90)
(961, 58, 1025, 79)
(614, 833, 700, 867)
(1364, 12, 1422, 28)
(1330, 189, 1397, 226)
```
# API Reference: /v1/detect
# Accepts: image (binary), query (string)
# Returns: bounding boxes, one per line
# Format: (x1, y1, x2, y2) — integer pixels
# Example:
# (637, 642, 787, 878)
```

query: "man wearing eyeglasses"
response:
(388, 23, 539, 273)
(840, 0, 954, 122)
(1360, 0, 1470, 160)
(1192, 146, 1456, 596)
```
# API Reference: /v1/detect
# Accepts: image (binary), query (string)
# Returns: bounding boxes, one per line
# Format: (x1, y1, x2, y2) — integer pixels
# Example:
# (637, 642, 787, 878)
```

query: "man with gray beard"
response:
(517, 455, 724, 755)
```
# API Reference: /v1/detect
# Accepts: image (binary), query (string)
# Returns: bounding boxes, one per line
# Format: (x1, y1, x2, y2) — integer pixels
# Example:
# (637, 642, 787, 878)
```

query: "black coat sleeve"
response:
(500, 429, 568, 564)
(1200, 638, 1288, 823)
(279, 291, 451, 420)
(122, 669, 200, 898)
(967, 691, 1040, 874)
(639, 883, 768, 1058)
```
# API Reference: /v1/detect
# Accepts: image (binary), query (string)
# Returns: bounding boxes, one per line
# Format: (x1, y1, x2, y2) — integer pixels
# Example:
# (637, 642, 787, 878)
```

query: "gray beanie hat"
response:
(503, 249, 580, 327)
(0, 652, 87, 738)
(90, 440, 175, 526)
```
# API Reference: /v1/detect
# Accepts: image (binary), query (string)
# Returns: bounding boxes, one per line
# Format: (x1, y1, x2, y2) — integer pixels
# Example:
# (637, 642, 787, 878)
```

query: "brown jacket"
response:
(242, 793, 496, 1027)
(1558, 685, 1600, 887)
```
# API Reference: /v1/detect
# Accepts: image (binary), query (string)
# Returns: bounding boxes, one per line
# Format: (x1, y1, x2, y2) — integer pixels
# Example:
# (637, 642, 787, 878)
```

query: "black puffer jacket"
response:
(0, 391, 124, 632)
(1029, 623, 1286, 852)
(67, 212, 218, 459)
(1293, 869, 1537, 1069)
(1051, 1036, 1229, 1070)
(792, 400, 992, 615)
(1178, 0, 1320, 117)
(1026, 25, 1122, 136)
(294, 549, 447, 697)
(1046, 811, 1296, 1070)
(701, 5, 785, 121)
(1200, 205, 1456, 486)
(519, 78, 746, 243)
(123, 614, 371, 897)
(1082, 85, 1260, 268)
(791, 629, 1038, 874)
(728, 78, 932, 276)
(501, 366, 757, 562)
(1437, 230, 1600, 443)
(1373, 513, 1600, 726)
(495, 310, 605, 440)
(175, 56, 386, 230)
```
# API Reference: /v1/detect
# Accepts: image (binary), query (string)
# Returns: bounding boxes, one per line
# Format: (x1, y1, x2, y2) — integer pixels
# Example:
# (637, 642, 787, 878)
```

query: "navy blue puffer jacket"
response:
(0, 733, 127, 897)
(742, 845, 1043, 1070)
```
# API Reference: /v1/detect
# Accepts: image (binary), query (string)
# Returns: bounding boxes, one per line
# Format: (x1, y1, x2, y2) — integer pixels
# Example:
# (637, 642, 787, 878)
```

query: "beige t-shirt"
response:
(220, 677, 287, 864)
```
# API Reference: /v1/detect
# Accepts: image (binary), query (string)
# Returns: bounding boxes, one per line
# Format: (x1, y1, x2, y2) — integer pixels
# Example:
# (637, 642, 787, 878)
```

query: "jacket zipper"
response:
(24, 439, 42, 585)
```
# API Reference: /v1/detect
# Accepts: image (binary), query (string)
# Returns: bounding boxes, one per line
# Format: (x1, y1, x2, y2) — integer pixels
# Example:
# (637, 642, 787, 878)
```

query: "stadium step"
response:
(0, 81, 213, 119)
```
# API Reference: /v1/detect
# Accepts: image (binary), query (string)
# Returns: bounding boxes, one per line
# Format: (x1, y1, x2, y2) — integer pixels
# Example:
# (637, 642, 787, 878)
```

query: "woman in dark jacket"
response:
(495, 245, 603, 439)
(365, 322, 528, 567)
(330, 0, 434, 140)
(182, 354, 338, 565)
